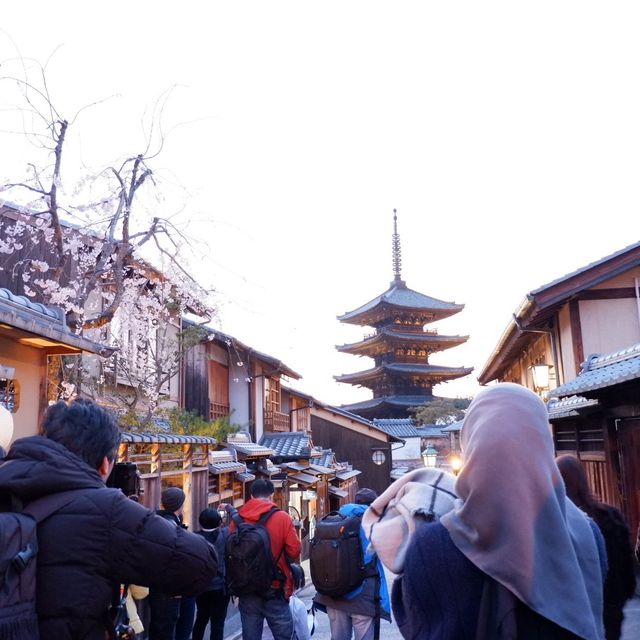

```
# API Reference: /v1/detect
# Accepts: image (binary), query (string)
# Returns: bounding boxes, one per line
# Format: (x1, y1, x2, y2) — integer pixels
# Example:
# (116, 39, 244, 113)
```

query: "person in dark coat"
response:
(393, 384, 607, 640)
(192, 508, 230, 640)
(0, 399, 218, 640)
(557, 454, 637, 640)
(149, 486, 197, 640)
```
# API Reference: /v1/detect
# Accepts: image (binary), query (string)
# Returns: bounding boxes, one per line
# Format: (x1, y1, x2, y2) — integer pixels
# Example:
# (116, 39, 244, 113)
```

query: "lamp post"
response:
(421, 443, 438, 468)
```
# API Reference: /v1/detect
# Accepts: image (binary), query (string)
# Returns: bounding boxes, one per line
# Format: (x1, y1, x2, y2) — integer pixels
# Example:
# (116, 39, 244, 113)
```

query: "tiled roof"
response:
(416, 424, 451, 437)
(209, 460, 246, 473)
(373, 418, 421, 438)
(227, 442, 274, 457)
(335, 469, 361, 481)
(260, 432, 313, 458)
(328, 486, 349, 498)
(549, 343, 640, 398)
(338, 281, 464, 322)
(0, 287, 112, 356)
(235, 471, 255, 482)
(315, 450, 336, 468)
(335, 363, 473, 383)
(337, 328, 468, 351)
(439, 420, 464, 433)
(308, 463, 335, 475)
(120, 432, 217, 445)
(547, 396, 600, 419)
(342, 395, 438, 412)
(289, 472, 318, 486)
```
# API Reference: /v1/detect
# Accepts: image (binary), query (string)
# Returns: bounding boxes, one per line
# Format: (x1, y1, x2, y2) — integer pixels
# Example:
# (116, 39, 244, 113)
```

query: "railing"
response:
(264, 409, 290, 432)
(210, 402, 230, 421)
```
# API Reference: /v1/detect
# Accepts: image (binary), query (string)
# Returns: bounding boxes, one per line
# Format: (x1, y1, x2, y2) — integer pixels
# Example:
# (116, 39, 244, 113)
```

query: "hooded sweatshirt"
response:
(0, 436, 218, 640)
(231, 497, 301, 599)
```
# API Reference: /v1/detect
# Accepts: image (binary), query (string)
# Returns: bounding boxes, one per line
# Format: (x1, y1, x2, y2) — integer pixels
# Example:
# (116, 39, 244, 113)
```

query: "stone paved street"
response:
(223, 564, 640, 639)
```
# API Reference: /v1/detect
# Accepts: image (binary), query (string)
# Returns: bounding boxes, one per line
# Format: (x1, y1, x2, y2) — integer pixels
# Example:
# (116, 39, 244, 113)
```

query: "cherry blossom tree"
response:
(0, 57, 215, 421)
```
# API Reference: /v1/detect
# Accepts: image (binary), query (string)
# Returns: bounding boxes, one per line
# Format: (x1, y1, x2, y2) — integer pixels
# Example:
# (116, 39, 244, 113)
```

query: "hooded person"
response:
(393, 383, 607, 640)
(556, 454, 636, 640)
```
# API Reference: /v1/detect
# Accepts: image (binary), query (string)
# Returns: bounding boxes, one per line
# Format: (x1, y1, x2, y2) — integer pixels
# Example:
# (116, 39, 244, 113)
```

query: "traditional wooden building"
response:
(547, 344, 640, 540)
(335, 211, 472, 419)
(116, 432, 217, 530)
(0, 287, 111, 441)
(478, 240, 640, 540)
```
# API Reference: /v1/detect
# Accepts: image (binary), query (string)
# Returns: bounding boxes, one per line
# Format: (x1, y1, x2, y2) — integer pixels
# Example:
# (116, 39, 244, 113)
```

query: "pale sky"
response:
(2, 2, 640, 407)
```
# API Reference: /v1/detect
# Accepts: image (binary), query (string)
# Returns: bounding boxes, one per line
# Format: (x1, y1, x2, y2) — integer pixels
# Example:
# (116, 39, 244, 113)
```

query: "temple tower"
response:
(335, 210, 472, 419)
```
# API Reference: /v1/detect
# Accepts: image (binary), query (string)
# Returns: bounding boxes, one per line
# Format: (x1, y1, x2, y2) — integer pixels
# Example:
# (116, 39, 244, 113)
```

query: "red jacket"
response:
(232, 498, 301, 598)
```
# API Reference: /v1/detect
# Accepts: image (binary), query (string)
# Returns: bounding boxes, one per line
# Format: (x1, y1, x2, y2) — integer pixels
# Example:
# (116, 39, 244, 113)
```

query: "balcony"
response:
(263, 409, 290, 432)
(209, 402, 230, 421)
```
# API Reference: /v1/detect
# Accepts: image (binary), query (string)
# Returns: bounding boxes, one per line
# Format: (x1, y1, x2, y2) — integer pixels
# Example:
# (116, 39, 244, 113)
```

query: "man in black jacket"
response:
(0, 399, 218, 640)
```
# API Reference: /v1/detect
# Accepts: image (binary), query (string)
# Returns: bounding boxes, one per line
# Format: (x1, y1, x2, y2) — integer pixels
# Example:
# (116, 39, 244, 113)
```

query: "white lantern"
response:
(0, 405, 14, 451)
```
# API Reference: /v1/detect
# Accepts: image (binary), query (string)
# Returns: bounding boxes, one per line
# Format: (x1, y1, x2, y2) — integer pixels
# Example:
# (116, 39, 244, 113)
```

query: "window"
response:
(372, 450, 386, 465)
(264, 377, 281, 413)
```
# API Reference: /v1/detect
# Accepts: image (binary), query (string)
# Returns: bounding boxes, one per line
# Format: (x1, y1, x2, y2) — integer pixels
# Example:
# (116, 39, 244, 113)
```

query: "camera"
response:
(107, 462, 142, 498)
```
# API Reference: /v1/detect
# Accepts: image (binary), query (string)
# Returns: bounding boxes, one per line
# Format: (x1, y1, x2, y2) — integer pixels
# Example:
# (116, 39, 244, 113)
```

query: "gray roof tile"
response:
(259, 432, 312, 458)
(373, 418, 421, 438)
(549, 343, 640, 397)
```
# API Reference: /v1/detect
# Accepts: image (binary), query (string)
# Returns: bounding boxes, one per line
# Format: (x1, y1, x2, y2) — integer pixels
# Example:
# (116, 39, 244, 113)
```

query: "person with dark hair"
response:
(394, 384, 607, 640)
(313, 487, 391, 640)
(557, 454, 636, 639)
(192, 507, 230, 640)
(149, 486, 196, 640)
(0, 399, 218, 640)
(229, 478, 301, 640)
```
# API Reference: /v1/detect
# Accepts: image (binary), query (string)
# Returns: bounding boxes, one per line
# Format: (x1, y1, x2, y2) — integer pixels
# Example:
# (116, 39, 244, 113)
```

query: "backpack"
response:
(0, 488, 93, 640)
(309, 510, 375, 598)
(224, 506, 284, 597)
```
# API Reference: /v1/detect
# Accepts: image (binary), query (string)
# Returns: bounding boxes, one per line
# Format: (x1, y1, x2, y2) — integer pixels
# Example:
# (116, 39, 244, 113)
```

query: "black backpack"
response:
(309, 510, 375, 598)
(0, 488, 93, 639)
(224, 506, 284, 597)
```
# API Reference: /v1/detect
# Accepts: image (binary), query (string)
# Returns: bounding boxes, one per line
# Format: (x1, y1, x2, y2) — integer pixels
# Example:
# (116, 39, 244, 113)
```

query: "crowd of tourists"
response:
(0, 384, 638, 640)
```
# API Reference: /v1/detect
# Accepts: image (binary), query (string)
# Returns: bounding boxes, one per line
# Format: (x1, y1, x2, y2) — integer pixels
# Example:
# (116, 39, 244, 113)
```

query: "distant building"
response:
(335, 210, 472, 419)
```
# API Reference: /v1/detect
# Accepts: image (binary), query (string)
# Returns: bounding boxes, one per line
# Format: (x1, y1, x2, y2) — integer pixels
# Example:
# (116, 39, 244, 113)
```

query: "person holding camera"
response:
(0, 399, 218, 640)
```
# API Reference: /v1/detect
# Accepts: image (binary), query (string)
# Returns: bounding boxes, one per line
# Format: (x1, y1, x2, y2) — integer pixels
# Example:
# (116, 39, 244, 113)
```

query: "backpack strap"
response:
(23, 488, 99, 523)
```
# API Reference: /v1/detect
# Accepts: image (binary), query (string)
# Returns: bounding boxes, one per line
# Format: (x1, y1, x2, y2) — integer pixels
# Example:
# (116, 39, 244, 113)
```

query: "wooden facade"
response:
(116, 432, 217, 531)
(479, 241, 640, 538)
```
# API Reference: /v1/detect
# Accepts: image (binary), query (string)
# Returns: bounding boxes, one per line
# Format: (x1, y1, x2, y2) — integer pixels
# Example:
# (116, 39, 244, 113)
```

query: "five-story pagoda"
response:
(335, 210, 473, 419)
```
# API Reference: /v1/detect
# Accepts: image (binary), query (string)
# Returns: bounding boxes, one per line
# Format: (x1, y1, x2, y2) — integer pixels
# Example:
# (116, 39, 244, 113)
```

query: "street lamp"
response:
(531, 363, 552, 393)
(421, 444, 438, 468)
(448, 452, 463, 476)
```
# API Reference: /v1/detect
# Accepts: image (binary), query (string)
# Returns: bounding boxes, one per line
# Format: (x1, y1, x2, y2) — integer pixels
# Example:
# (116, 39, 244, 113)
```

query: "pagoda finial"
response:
(392, 208, 403, 284)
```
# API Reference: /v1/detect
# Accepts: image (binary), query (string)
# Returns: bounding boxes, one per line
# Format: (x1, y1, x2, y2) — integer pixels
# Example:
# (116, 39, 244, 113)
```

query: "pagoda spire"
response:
(392, 209, 405, 285)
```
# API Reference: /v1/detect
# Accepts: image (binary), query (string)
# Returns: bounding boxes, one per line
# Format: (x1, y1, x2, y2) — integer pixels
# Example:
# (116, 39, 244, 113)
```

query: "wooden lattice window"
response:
(265, 377, 281, 413)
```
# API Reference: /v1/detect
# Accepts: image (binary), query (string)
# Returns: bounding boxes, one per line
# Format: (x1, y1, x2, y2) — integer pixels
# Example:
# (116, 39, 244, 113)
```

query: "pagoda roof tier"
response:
(341, 395, 436, 413)
(338, 280, 464, 327)
(335, 362, 473, 385)
(337, 327, 468, 356)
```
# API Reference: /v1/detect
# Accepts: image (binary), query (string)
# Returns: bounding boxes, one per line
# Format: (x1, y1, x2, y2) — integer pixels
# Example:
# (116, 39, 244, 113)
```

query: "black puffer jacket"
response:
(0, 436, 218, 640)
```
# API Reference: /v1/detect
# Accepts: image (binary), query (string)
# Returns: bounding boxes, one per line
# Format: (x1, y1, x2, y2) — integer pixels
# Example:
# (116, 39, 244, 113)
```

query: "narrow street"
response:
(223, 564, 640, 639)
